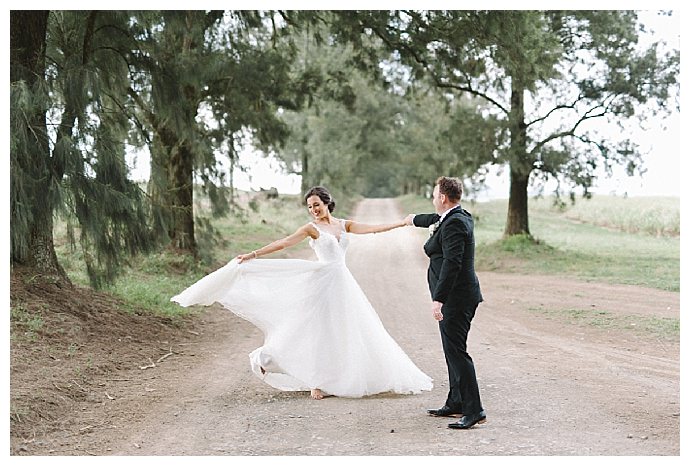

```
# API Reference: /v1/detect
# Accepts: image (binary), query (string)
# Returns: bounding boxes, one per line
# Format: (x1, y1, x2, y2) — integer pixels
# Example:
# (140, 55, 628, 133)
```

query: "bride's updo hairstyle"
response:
(304, 186, 336, 213)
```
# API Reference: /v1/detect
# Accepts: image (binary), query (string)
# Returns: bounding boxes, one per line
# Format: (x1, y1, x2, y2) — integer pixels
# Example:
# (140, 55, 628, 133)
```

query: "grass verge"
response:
(527, 306, 680, 341)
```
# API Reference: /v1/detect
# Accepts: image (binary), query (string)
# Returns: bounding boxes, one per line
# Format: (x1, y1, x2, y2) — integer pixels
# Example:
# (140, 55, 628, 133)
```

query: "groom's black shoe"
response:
(447, 410, 487, 429)
(427, 405, 463, 417)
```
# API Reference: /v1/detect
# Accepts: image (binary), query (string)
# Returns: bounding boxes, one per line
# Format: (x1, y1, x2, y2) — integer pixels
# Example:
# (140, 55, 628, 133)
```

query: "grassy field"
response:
(398, 194, 680, 292)
(548, 195, 680, 236)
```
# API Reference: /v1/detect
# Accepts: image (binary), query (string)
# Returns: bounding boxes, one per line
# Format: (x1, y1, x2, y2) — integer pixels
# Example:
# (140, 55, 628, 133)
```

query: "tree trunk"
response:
(154, 11, 200, 255)
(504, 79, 532, 237)
(300, 148, 309, 195)
(147, 137, 171, 239)
(505, 169, 530, 236)
(229, 149, 235, 203)
(10, 10, 70, 283)
(168, 143, 196, 254)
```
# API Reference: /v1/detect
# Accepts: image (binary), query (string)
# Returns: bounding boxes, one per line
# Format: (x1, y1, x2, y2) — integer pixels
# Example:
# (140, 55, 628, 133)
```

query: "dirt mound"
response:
(9, 266, 197, 454)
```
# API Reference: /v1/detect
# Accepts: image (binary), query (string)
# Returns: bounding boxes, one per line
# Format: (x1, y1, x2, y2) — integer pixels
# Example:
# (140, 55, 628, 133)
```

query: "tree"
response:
(10, 11, 63, 280)
(256, 21, 358, 196)
(125, 11, 225, 255)
(279, 72, 400, 197)
(10, 10, 350, 288)
(11, 11, 156, 288)
(126, 11, 302, 255)
(395, 88, 505, 195)
(275, 22, 495, 199)
(328, 10, 679, 236)
(47, 11, 155, 287)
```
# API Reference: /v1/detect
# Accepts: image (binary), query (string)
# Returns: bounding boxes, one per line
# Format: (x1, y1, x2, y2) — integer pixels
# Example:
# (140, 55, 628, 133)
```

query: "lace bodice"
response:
(309, 220, 349, 263)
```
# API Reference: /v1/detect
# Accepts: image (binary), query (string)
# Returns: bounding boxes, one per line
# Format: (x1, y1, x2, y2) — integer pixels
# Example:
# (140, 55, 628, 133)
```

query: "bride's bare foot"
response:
(310, 389, 324, 400)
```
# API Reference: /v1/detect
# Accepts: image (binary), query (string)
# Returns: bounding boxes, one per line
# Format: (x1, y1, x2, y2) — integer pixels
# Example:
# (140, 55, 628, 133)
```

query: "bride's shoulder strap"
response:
(306, 222, 320, 239)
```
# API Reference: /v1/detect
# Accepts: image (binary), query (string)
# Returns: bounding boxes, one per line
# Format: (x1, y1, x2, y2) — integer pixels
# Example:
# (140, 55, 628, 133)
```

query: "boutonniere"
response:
(429, 220, 441, 237)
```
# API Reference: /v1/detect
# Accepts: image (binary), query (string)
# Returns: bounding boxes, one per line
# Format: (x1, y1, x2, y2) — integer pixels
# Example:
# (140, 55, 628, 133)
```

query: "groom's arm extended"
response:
(432, 217, 467, 303)
(411, 213, 440, 228)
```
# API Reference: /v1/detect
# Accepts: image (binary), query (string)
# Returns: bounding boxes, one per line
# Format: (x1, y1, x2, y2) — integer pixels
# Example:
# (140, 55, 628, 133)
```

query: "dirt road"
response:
(69, 198, 679, 455)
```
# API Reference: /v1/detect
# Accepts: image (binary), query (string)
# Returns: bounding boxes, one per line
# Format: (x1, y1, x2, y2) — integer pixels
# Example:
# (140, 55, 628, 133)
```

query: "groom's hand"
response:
(404, 214, 415, 226)
(431, 301, 443, 321)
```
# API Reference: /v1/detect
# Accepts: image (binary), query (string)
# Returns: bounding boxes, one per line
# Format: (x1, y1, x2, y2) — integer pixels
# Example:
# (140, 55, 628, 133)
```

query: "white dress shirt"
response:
(438, 204, 461, 222)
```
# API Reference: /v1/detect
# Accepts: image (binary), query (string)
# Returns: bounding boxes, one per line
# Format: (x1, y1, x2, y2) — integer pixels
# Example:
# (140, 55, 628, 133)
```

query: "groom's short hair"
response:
(436, 176, 463, 202)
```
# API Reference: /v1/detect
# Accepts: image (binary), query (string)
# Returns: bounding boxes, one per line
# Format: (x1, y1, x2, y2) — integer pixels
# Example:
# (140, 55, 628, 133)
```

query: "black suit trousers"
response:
(439, 299, 482, 416)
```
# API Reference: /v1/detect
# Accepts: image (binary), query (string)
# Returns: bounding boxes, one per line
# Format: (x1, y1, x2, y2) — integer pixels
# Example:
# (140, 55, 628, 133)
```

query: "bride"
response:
(171, 186, 432, 400)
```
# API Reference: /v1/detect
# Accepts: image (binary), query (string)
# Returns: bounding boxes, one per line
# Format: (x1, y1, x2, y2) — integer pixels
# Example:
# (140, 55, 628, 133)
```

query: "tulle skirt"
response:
(172, 258, 432, 397)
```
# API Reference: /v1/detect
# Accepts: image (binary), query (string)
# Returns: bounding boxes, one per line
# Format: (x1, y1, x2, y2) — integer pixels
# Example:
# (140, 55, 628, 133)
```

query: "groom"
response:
(405, 176, 486, 429)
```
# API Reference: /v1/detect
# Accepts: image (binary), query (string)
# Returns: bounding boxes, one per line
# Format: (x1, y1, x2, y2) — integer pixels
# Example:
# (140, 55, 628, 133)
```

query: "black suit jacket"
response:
(414, 206, 483, 307)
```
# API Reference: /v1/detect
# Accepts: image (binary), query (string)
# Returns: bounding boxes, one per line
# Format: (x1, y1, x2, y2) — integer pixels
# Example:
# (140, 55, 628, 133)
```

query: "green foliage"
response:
(12, 9, 680, 295)
(10, 12, 55, 271)
(13, 10, 322, 286)
(9, 78, 54, 264)
(276, 25, 497, 198)
(10, 11, 157, 286)
(104, 251, 206, 317)
(128, 11, 312, 252)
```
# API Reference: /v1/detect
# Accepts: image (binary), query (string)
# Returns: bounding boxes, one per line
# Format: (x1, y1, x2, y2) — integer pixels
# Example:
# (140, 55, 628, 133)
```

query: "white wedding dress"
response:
(171, 220, 433, 397)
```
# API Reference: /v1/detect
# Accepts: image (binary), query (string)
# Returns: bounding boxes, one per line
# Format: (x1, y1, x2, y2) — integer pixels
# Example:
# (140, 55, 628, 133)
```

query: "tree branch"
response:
(82, 11, 98, 65)
(530, 104, 608, 154)
(103, 89, 152, 146)
(433, 80, 509, 115)
(363, 13, 509, 115)
(526, 95, 583, 127)
(127, 86, 160, 134)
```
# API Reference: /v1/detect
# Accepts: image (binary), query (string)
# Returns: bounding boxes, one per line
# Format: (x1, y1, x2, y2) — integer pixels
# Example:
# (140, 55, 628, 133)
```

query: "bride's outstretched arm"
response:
(236, 223, 317, 263)
(345, 219, 408, 235)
